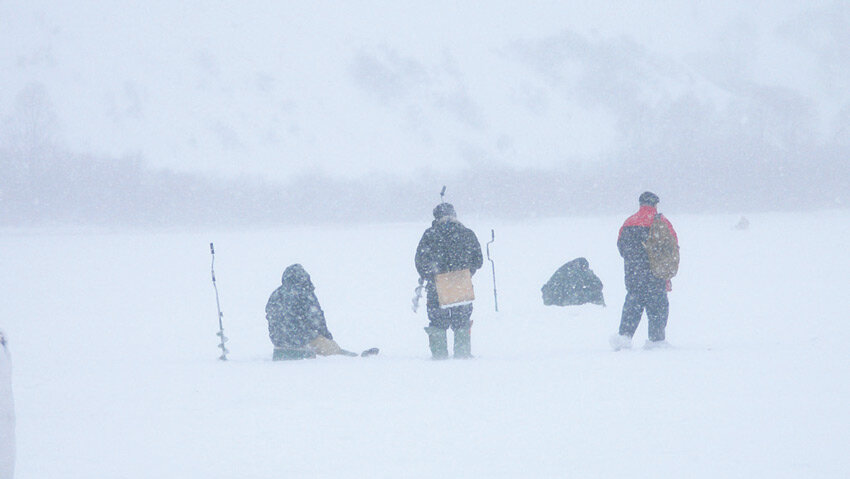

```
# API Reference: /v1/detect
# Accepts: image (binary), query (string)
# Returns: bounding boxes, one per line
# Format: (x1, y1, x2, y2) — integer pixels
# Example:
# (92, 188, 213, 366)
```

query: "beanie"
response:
(433, 202, 457, 219)
(639, 191, 659, 206)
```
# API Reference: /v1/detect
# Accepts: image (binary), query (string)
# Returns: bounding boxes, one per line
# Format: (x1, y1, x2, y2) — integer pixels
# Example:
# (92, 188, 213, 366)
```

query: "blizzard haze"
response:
(3, 4, 850, 477)
(1, 1, 848, 224)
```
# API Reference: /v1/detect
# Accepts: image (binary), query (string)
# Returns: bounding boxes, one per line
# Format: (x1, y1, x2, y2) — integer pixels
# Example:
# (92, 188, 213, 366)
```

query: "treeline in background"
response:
(1, 83, 847, 227)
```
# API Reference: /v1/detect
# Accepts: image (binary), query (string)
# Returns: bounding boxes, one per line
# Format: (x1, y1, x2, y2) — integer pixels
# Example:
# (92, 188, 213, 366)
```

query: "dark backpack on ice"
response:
(645, 214, 679, 281)
(541, 257, 605, 307)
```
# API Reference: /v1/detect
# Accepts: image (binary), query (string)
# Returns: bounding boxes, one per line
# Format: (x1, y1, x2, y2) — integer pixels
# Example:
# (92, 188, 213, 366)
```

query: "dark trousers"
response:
(426, 288, 472, 330)
(619, 288, 669, 341)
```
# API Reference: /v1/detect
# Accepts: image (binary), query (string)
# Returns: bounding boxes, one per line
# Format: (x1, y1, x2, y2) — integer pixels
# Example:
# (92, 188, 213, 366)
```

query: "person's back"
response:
(618, 205, 673, 293)
(416, 216, 483, 279)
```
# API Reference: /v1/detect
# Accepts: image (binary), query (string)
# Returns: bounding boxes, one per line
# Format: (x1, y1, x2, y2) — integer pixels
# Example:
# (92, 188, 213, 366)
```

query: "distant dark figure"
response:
(415, 202, 483, 359)
(541, 257, 605, 307)
(610, 192, 678, 351)
(265, 264, 357, 360)
(733, 216, 749, 231)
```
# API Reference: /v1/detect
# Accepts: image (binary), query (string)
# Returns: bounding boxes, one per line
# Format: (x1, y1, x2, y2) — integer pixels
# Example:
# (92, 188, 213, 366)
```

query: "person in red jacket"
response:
(610, 192, 678, 350)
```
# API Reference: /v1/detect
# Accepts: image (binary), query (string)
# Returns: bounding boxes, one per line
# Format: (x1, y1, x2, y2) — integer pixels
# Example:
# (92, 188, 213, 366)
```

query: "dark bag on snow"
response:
(541, 257, 605, 307)
(645, 214, 679, 280)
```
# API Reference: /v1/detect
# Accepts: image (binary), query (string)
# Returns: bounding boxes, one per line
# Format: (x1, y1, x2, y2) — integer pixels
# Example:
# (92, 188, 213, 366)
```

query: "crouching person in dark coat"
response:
(541, 257, 605, 307)
(266, 264, 356, 360)
(415, 203, 483, 359)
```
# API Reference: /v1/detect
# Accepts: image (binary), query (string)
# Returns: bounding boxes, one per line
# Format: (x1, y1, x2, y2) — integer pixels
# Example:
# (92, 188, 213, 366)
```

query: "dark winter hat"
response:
(433, 202, 457, 219)
(639, 191, 660, 206)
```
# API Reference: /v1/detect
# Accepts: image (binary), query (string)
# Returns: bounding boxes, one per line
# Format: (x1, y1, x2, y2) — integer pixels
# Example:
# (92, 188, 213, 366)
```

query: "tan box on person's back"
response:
(435, 269, 475, 308)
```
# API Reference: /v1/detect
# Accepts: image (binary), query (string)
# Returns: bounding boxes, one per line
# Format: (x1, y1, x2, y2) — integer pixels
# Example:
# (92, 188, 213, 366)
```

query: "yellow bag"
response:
(308, 336, 357, 356)
(308, 336, 343, 355)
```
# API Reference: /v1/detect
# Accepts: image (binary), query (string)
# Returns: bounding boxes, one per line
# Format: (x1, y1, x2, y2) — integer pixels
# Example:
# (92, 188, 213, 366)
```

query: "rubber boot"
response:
(453, 327, 472, 359)
(424, 326, 448, 360)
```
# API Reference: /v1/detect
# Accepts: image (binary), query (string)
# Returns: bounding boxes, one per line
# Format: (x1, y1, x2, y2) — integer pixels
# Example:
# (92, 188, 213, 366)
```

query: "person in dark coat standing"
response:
(266, 264, 353, 360)
(415, 203, 483, 359)
(610, 192, 678, 350)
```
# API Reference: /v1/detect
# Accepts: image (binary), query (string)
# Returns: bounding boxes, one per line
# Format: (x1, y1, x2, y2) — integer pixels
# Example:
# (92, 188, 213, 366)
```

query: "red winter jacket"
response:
(617, 205, 677, 292)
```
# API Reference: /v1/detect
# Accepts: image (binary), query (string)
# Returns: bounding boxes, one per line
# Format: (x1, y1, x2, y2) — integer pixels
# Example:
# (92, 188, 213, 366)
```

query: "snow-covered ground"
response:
(1, 210, 849, 478)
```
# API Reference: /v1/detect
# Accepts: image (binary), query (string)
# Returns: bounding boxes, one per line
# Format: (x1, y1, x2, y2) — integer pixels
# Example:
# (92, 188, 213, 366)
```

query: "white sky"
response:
(1, 0, 846, 181)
